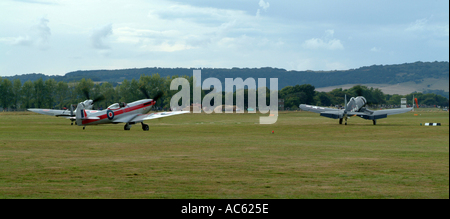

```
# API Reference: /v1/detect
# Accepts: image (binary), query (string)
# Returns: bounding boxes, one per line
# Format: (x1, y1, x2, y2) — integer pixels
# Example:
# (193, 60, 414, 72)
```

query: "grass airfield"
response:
(0, 110, 448, 199)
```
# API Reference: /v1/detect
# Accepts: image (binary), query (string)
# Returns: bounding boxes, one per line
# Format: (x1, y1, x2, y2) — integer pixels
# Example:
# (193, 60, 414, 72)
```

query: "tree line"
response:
(0, 74, 448, 111)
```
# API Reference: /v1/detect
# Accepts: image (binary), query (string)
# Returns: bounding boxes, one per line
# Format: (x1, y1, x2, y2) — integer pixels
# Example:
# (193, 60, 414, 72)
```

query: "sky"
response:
(0, 0, 448, 76)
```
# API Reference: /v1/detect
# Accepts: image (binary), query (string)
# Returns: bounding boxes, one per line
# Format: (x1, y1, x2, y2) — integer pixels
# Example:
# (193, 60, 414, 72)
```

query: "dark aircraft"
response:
(300, 95, 412, 125)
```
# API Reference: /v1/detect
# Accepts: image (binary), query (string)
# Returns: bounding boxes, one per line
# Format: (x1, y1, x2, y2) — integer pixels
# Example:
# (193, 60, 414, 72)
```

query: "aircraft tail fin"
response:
(75, 103, 86, 126)
(70, 104, 75, 117)
(344, 94, 347, 112)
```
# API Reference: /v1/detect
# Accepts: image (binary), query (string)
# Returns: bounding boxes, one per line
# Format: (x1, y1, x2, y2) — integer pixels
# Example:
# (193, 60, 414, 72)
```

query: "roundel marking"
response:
(107, 109, 115, 120)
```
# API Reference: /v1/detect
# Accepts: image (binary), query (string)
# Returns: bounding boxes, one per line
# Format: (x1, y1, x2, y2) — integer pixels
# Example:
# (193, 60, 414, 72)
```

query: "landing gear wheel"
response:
(141, 122, 149, 131)
(124, 123, 131, 130)
(83, 126, 85, 130)
(339, 118, 343, 124)
(373, 120, 377, 125)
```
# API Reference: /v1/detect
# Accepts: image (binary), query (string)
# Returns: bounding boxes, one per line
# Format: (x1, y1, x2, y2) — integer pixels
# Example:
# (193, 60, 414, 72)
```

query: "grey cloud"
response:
(149, 4, 247, 25)
(34, 17, 51, 49)
(11, 17, 51, 50)
(13, 0, 57, 5)
(12, 36, 33, 46)
(90, 23, 113, 50)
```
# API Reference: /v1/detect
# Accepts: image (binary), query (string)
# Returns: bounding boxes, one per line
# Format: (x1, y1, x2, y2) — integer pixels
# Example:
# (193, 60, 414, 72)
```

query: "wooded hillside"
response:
(4, 61, 448, 89)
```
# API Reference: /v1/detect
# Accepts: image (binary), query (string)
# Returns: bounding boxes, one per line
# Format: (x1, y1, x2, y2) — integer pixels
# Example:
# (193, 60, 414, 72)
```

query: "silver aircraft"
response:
(73, 97, 188, 131)
(29, 90, 189, 131)
(300, 95, 412, 125)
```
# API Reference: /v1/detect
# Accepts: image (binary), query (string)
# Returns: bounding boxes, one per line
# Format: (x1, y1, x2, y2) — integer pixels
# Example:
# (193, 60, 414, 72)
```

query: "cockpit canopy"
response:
(108, 102, 127, 110)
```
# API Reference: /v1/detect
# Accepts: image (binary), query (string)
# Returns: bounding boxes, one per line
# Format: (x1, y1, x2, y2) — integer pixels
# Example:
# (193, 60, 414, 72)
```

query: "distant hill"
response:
(4, 61, 449, 94)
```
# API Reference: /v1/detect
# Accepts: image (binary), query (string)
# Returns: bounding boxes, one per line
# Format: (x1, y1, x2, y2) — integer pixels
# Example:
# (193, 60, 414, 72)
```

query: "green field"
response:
(0, 110, 448, 198)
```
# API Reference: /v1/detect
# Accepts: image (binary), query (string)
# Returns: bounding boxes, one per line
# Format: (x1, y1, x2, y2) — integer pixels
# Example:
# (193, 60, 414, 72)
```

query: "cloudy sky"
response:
(0, 0, 448, 76)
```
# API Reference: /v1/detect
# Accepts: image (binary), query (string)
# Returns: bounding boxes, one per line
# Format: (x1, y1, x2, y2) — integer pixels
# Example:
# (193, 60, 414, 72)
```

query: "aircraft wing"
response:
(372, 108, 413, 116)
(299, 104, 340, 113)
(129, 111, 190, 123)
(28, 109, 71, 117)
(345, 108, 413, 120)
(319, 110, 371, 119)
(28, 108, 102, 117)
(112, 114, 140, 123)
(319, 110, 344, 119)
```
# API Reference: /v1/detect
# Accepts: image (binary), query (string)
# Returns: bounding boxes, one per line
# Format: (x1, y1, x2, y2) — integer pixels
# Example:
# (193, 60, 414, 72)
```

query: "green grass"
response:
(0, 110, 448, 198)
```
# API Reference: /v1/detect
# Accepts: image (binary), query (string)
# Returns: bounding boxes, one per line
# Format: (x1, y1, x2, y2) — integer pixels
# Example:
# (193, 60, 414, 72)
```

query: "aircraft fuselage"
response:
(77, 99, 155, 126)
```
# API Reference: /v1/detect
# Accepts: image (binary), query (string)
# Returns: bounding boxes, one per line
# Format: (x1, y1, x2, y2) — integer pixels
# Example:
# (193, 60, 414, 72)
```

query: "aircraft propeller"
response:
(82, 87, 105, 104)
(353, 85, 372, 106)
(354, 86, 363, 97)
(139, 86, 163, 102)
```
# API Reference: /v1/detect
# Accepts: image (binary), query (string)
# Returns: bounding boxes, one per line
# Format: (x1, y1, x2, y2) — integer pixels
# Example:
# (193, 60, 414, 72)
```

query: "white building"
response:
(401, 98, 407, 108)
